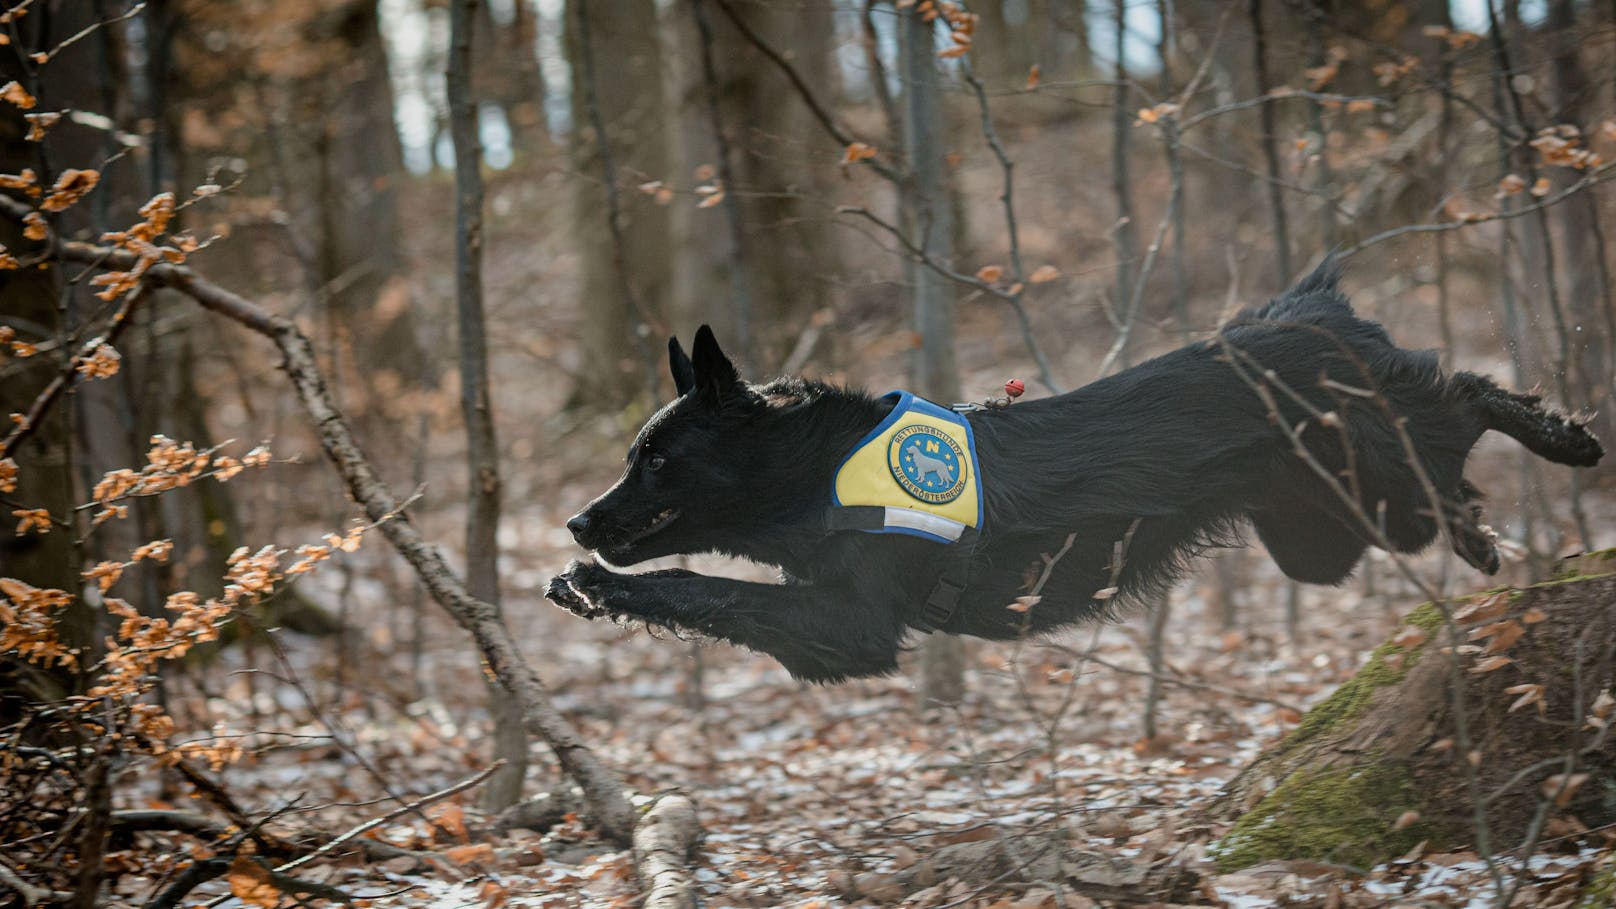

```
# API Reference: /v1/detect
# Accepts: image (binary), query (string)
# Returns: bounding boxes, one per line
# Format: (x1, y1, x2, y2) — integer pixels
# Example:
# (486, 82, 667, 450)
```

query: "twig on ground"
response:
(277, 761, 503, 874)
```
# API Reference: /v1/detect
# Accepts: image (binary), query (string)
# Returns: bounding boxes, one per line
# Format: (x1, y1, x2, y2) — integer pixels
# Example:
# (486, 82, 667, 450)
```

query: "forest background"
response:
(2, 0, 1615, 906)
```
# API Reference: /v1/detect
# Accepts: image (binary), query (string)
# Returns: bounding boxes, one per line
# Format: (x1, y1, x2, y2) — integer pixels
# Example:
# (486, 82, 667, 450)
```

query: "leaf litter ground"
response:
(113, 514, 1613, 909)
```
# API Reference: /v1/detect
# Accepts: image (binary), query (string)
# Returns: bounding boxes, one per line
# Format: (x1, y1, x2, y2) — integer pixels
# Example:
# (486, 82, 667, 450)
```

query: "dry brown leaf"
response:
(1591, 690, 1615, 718)
(1392, 625, 1427, 648)
(1541, 772, 1589, 806)
(0, 80, 35, 109)
(433, 803, 469, 843)
(227, 856, 281, 908)
(1474, 620, 1525, 655)
(479, 879, 510, 909)
(1393, 810, 1421, 830)
(1453, 590, 1509, 624)
(1029, 264, 1060, 283)
(1469, 655, 1514, 674)
(976, 264, 1005, 283)
(1024, 64, 1041, 90)
(1007, 594, 1040, 613)
(1504, 683, 1545, 714)
(445, 843, 496, 866)
(841, 142, 878, 165)
(40, 168, 98, 212)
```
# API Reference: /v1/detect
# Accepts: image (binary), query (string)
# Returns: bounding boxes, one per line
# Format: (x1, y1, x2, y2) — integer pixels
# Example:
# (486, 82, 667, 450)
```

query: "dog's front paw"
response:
(546, 560, 609, 619)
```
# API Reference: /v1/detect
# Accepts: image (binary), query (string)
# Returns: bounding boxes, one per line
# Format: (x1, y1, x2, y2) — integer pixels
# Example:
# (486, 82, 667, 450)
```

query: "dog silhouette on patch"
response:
(905, 440, 956, 487)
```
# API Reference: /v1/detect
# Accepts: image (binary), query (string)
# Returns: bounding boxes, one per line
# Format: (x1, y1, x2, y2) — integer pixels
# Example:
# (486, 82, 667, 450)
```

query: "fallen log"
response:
(633, 794, 702, 909)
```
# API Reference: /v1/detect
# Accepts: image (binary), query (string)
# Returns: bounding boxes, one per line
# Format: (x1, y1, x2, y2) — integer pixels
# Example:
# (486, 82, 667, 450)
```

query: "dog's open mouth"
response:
(614, 507, 679, 548)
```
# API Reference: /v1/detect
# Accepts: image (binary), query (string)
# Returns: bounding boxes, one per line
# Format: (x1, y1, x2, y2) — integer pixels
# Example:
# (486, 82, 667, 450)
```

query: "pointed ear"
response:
(691, 324, 741, 401)
(668, 337, 695, 397)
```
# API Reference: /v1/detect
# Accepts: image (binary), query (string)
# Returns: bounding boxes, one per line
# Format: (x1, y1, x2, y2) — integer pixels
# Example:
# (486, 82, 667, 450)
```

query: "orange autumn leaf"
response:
(13, 508, 50, 535)
(23, 111, 59, 141)
(0, 80, 35, 109)
(444, 843, 496, 866)
(1029, 265, 1060, 283)
(841, 142, 878, 165)
(227, 855, 281, 908)
(976, 264, 1004, 283)
(40, 169, 99, 212)
(433, 803, 469, 843)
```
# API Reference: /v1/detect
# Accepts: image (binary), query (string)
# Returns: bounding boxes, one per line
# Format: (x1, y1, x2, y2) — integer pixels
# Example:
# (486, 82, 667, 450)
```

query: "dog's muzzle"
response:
(567, 507, 678, 552)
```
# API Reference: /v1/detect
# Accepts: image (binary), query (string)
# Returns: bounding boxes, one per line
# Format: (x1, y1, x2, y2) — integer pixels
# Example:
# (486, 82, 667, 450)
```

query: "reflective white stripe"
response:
(882, 507, 967, 541)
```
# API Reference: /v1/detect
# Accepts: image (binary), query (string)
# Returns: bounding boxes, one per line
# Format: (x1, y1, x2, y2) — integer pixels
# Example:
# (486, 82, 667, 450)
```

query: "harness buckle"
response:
(921, 575, 965, 630)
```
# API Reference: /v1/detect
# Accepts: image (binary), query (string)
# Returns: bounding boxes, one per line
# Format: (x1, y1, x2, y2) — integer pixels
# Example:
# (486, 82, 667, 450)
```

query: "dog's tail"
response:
(1457, 372, 1604, 467)
(1238, 255, 1352, 325)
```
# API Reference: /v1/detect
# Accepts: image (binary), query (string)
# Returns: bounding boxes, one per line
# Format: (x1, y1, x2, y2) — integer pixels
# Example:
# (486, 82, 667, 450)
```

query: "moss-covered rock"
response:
(1211, 569, 1616, 873)
(1578, 859, 1615, 909)
(1285, 601, 1444, 751)
(1210, 762, 1432, 871)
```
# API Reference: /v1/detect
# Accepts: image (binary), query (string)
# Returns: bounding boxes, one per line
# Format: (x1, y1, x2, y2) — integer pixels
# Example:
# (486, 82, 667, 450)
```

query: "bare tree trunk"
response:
(1249, 0, 1292, 286)
(474, 0, 549, 152)
(1109, 0, 1142, 364)
(678, 0, 756, 366)
(448, 0, 526, 811)
(667, 0, 832, 369)
(1549, 0, 1614, 451)
(899, 6, 965, 706)
(566, 0, 669, 407)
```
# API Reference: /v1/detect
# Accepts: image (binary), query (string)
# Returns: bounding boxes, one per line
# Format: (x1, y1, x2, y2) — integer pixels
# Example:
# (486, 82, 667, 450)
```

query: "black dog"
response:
(548, 264, 1604, 682)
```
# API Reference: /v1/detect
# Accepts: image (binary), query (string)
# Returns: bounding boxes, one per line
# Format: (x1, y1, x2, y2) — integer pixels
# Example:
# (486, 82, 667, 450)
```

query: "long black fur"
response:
(548, 263, 1604, 682)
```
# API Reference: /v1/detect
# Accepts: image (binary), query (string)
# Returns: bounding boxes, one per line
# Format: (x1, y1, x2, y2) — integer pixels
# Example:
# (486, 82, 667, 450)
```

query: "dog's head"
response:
(566, 326, 775, 566)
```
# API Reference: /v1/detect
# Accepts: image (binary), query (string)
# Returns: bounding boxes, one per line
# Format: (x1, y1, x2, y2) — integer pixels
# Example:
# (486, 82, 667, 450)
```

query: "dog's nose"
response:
(565, 512, 591, 544)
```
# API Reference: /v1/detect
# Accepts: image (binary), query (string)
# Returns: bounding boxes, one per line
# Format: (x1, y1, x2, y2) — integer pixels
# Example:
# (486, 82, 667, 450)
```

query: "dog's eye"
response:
(646, 454, 666, 472)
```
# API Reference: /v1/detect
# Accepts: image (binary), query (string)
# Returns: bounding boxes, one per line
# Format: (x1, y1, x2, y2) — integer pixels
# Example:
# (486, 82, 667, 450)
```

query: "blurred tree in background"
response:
(2, 0, 1615, 905)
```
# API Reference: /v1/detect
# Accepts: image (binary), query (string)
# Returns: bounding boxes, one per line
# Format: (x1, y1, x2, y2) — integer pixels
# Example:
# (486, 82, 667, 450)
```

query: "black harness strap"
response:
(920, 528, 977, 631)
(827, 506, 978, 631)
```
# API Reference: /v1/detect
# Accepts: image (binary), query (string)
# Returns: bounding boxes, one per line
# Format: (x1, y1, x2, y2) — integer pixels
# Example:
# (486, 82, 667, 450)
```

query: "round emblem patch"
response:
(888, 424, 968, 504)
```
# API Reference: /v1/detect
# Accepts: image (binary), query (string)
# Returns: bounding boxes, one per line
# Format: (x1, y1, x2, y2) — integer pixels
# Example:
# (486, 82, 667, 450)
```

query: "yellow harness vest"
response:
(831, 391, 984, 545)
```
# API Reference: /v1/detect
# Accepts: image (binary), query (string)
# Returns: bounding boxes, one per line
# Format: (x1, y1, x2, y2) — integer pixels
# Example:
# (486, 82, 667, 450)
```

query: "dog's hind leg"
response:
(1444, 478, 1501, 574)
(1250, 504, 1368, 585)
(1454, 372, 1604, 467)
(547, 560, 906, 682)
